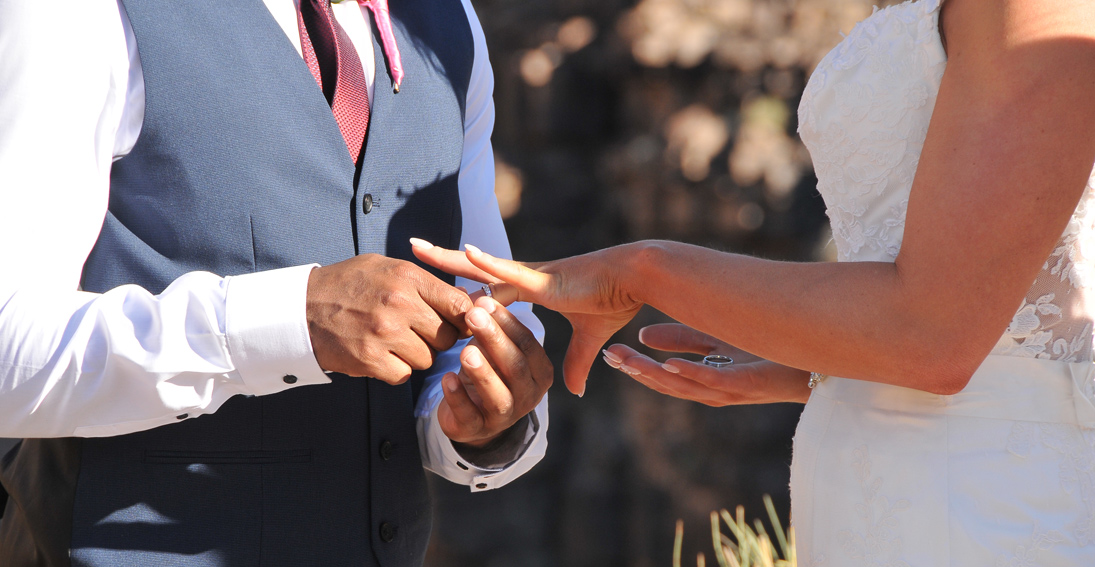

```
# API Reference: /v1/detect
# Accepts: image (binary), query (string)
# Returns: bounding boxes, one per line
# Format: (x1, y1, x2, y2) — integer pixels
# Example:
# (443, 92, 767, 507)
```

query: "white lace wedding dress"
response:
(791, 0, 1095, 565)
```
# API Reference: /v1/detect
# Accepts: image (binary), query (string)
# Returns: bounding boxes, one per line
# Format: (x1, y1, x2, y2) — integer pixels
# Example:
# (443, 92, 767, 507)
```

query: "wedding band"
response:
(702, 355, 733, 367)
(480, 283, 493, 298)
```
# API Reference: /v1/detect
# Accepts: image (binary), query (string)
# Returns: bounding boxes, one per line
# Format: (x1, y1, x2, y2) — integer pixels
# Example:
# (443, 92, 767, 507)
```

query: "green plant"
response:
(673, 495, 796, 567)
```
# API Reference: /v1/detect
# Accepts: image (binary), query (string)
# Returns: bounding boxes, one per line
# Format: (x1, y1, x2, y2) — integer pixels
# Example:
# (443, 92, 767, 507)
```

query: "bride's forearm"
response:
(619, 240, 992, 394)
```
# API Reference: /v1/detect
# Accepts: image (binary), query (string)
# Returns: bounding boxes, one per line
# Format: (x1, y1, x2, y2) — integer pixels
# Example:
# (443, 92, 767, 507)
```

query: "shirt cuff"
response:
(418, 392, 549, 492)
(452, 413, 533, 469)
(224, 265, 330, 395)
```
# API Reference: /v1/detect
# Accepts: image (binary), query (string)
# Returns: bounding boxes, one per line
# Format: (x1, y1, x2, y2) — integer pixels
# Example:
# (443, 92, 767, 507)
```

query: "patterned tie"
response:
(297, 0, 371, 164)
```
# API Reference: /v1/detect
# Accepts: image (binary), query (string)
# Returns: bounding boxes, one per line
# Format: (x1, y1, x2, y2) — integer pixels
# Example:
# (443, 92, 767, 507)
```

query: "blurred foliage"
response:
(426, 1, 897, 566)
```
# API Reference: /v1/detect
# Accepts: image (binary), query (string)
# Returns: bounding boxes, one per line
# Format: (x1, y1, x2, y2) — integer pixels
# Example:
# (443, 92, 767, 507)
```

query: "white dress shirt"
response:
(0, 0, 547, 491)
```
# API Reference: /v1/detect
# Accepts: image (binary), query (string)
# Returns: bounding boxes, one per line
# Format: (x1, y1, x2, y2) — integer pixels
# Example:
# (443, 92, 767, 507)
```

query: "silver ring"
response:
(480, 284, 493, 298)
(702, 355, 733, 368)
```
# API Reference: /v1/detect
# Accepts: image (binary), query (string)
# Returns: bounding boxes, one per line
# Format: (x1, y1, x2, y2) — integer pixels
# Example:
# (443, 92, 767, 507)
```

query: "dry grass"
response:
(674, 495, 795, 567)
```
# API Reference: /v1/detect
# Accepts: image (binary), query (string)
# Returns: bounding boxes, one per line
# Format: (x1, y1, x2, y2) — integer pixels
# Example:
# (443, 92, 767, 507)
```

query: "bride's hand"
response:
(410, 238, 643, 396)
(604, 323, 811, 405)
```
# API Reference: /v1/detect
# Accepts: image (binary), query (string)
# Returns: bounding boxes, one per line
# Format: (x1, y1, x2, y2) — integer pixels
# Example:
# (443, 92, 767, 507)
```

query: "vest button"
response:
(362, 193, 374, 214)
(379, 522, 396, 542)
(379, 440, 394, 460)
(283, 374, 298, 385)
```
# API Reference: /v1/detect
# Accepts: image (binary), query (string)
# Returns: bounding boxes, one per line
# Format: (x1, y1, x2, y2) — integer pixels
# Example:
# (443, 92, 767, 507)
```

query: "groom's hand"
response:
(438, 296, 552, 448)
(306, 254, 474, 384)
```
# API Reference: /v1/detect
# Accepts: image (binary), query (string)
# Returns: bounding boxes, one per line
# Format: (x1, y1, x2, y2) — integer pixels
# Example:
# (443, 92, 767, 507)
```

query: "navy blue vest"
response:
(0, 0, 473, 565)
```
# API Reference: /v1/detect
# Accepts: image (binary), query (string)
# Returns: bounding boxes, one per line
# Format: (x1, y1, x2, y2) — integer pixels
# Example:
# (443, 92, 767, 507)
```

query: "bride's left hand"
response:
(604, 323, 811, 405)
(410, 238, 643, 396)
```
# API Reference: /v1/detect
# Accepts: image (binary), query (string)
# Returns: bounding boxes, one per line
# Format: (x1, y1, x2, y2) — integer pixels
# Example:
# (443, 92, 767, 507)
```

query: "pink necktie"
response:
(297, 0, 371, 163)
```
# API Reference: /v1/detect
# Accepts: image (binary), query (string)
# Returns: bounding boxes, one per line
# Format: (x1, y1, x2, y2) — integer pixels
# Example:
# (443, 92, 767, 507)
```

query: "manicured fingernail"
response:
(602, 349, 623, 364)
(578, 385, 585, 398)
(464, 350, 483, 369)
(661, 363, 680, 374)
(620, 364, 642, 376)
(602, 355, 620, 369)
(409, 237, 434, 249)
(444, 373, 459, 393)
(637, 327, 649, 345)
(468, 308, 490, 328)
(465, 243, 483, 257)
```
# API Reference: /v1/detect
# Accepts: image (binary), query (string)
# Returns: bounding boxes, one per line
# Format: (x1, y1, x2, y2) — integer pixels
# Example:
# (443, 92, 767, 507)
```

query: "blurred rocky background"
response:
(0, 1, 896, 564)
(425, 0, 898, 565)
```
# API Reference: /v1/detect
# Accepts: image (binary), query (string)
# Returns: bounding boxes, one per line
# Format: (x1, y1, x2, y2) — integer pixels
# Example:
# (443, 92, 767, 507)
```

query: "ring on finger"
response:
(702, 354, 733, 368)
(480, 283, 494, 298)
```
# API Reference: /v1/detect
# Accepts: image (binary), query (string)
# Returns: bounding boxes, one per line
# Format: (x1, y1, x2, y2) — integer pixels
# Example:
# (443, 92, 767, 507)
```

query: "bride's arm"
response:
(619, 0, 1095, 394)
(418, 0, 1095, 397)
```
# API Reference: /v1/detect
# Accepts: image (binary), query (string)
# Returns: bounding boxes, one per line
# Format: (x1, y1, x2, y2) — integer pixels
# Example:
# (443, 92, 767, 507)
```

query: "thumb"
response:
(561, 329, 609, 397)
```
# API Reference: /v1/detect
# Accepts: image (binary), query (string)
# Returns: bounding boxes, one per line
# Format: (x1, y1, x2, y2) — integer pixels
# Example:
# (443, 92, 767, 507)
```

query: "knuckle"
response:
(491, 398, 514, 418)
(413, 350, 437, 371)
(448, 293, 472, 316)
(393, 263, 423, 284)
(381, 288, 413, 309)
(539, 362, 555, 388)
(372, 318, 405, 340)
(512, 329, 539, 353)
(498, 353, 530, 380)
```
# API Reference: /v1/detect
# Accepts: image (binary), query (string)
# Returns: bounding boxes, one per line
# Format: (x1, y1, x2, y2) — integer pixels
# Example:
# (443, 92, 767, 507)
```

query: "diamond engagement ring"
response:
(702, 355, 733, 368)
(480, 283, 493, 298)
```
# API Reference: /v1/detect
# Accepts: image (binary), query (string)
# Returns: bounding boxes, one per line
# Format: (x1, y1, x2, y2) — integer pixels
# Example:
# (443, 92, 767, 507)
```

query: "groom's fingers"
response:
(637, 323, 724, 355)
(439, 372, 484, 438)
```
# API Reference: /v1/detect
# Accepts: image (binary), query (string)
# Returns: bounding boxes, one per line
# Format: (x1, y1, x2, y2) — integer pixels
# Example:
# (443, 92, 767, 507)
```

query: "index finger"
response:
(462, 244, 552, 306)
(477, 297, 553, 392)
(411, 238, 500, 284)
(466, 297, 551, 396)
(417, 274, 475, 336)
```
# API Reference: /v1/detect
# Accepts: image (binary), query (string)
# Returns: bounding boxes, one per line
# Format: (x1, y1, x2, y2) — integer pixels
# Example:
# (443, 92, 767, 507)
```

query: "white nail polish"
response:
(602, 349, 623, 364)
(620, 364, 642, 376)
(602, 355, 620, 369)
(661, 363, 680, 374)
(409, 237, 434, 249)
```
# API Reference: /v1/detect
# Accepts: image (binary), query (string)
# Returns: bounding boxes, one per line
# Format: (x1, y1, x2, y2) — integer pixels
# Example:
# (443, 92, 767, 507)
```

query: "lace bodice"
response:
(798, 0, 1095, 363)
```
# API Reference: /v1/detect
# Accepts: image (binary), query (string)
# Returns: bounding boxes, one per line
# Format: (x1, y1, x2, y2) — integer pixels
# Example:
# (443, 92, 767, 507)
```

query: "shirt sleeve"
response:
(0, 0, 328, 439)
(414, 0, 550, 491)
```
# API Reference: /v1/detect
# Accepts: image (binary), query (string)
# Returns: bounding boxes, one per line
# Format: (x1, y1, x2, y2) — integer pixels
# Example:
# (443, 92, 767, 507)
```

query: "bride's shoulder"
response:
(939, 0, 1095, 51)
